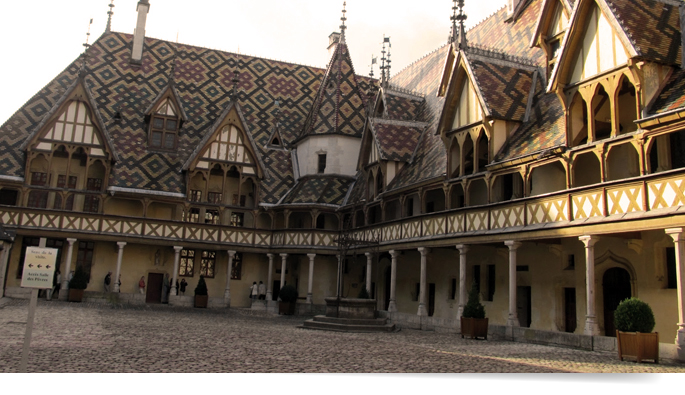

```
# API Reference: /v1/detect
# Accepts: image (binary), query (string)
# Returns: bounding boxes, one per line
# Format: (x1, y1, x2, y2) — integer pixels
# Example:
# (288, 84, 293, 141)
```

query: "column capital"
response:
(279, 253, 289, 259)
(66, 238, 77, 245)
(116, 241, 127, 248)
(390, 250, 401, 258)
(173, 246, 183, 252)
(666, 228, 685, 242)
(579, 235, 599, 248)
(456, 244, 469, 254)
(365, 252, 373, 258)
(505, 240, 522, 250)
(267, 253, 275, 259)
(307, 253, 316, 260)
(227, 250, 237, 258)
(418, 247, 430, 256)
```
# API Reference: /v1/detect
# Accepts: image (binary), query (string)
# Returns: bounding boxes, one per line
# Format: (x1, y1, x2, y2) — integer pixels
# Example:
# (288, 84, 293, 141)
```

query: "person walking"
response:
(104, 271, 112, 293)
(250, 281, 258, 301)
(180, 278, 187, 295)
(258, 281, 266, 300)
(117, 275, 121, 293)
(138, 276, 146, 294)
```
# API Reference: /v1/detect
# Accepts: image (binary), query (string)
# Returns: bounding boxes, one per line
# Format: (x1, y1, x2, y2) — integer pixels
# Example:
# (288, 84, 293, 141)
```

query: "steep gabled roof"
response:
(298, 40, 369, 141)
(280, 174, 355, 206)
(370, 119, 426, 162)
(530, 0, 574, 48)
(144, 83, 189, 122)
(649, 68, 685, 115)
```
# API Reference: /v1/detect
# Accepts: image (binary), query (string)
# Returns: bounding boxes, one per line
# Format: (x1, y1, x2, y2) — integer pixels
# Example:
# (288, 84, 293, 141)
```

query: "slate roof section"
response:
(607, 0, 682, 66)
(280, 175, 356, 206)
(383, 90, 425, 122)
(371, 119, 426, 162)
(650, 68, 685, 114)
(299, 40, 370, 141)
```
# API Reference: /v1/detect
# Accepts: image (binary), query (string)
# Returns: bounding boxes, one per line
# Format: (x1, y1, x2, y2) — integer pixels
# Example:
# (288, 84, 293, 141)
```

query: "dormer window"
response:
(149, 98, 180, 150)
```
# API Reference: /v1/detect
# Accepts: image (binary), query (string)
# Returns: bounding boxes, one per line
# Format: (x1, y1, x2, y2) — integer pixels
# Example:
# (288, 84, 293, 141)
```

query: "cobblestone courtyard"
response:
(1, 298, 684, 373)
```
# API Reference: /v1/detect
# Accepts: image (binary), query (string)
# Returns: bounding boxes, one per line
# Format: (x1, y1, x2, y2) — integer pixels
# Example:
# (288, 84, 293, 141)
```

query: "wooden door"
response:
(603, 267, 631, 336)
(516, 286, 532, 327)
(146, 273, 163, 304)
(564, 288, 577, 333)
(428, 283, 436, 317)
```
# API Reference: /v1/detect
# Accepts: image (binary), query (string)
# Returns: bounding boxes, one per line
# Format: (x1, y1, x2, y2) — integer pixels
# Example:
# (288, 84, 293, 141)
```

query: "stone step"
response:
(311, 315, 388, 326)
(300, 319, 395, 333)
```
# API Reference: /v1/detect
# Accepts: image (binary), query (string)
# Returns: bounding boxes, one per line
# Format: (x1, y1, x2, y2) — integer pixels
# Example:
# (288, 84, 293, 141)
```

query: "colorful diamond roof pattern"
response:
(371, 119, 425, 162)
(281, 175, 355, 206)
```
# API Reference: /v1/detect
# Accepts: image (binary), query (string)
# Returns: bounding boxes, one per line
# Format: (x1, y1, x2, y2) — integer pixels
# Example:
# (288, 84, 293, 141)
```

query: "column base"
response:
(224, 290, 231, 307)
(506, 315, 520, 327)
(59, 280, 69, 301)
(457, 306, 464, 320)
(583, 316, 600, 336)
(417, 304, 427, 316)
(388, 300, 397, 313)
(266, 292, 272, 302)
(306, 293, 312, 304)
(676, 328, 685, 361)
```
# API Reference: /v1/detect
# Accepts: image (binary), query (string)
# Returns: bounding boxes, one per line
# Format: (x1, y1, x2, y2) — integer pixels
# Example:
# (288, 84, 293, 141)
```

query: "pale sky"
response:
(0, 0, 507, 125)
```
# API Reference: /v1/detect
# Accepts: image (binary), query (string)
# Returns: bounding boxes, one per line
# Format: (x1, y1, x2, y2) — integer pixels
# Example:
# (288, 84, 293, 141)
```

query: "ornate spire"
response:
(339, 2, 347, 42)
(449, 0, 458, 44)
(380, 36, 391, 88)
(105, 0, 115, 33)
(456, 0, 468, 50)
(80, 18, 94, 77)
(369, 55, 377, 78)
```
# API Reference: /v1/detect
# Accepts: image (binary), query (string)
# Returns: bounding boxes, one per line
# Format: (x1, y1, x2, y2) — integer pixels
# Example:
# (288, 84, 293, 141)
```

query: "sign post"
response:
(19, 245, 57, 373)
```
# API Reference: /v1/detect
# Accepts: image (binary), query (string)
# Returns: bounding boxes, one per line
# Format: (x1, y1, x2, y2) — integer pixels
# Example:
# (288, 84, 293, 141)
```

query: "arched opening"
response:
(648, 130, 685, 174)
(463, 134, 475, 175)
(404, 193, 420, 217)
(467, 178, 488, 206)
(476, 131, 489, 172)
(288, 212, 312, 229)
(530, 161, 567, 196)
(572, 152, 601, 187)
(593, 85, 612, 141)
(376, 169, 384, 196)
(492, 172, 523, 202)
(355, 210, 365, 227)
(569, 92, 588, 147)
(257, 212, 272, 229)
(602, 267, 631, 337)
(240, 178, 256, 208)
(384, 199, 400, 221)
(208, 165, 224, 204)
(189, 172, 207, 202)
(315, 213, 339, 230)
(424, 188, 445, 213)
(450, 184, 465, 209)
(367, 205, 382, 224)
(606, 143, 639, 181)
(449, 137, 461, 178)
(225, 166, 241, 205)
(616, 76, 638, 135)
(274, 212, 286, 229)
(367, 172, 375, 201)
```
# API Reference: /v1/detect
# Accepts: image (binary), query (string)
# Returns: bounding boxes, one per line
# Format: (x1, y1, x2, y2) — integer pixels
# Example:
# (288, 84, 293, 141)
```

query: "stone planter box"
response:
(68, 289, 85, 303)
(279, 301, 296, 315)
(617, 331, 659, 363)
(325, 297, 376, 319)
(461, 317, 488, 340)
(194, 295, 208, 308)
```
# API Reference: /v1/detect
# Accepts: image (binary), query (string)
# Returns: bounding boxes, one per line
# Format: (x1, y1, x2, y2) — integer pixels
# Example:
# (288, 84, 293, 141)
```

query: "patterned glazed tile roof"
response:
(280, 175, 355, 206)
(0, 32, 372, 204)
(383, 89, 425, 122)
(607, 0, 682, 66)
(299, 40, 370, 141)
(468, 54, 537, 121)
(371, 119, 425, 162)
(650, 68, 685, 114)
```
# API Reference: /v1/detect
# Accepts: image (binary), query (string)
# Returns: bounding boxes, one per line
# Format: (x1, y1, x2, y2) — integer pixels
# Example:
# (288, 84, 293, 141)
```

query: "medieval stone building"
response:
(2, 0, 685, 360)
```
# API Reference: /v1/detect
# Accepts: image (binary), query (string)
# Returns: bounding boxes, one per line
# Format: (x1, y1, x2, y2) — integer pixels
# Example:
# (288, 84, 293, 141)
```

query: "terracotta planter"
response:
(279, 301, 296, 315)
(68, 289, 85, 303)
(461, 317, 488, 340)
(616, 330, 659, 363)
(194, 295, 208, 308)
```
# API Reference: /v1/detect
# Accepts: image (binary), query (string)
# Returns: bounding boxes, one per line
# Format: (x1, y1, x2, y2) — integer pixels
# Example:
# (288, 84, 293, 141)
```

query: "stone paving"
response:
(1, 298, 684, 373)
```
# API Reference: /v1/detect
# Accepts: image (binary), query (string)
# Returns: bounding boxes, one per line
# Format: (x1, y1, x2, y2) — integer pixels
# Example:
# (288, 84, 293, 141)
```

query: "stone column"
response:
(59, 238, 77, 301)
(388, 250, 399, 313)
(417, 248, 429, 316)
(579, 235, 600, 336)
(306, 253, 316, 304)
(170, 246, 183, 296)
(666, 228, 685, 360)
(365, 252, 373, 296)
(456, 244, 469, 318)
(225, 250, 236, 306)
(505, 241, 522, 327)
(113, 242, 126, 293)
(279, 253, 288, 290)
(0, 241, 12, 298)
(266, 253, 274, 301)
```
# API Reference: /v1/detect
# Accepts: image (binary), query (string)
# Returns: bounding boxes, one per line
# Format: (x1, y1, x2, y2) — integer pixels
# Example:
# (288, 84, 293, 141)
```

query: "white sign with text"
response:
(20, 247, 58, 289)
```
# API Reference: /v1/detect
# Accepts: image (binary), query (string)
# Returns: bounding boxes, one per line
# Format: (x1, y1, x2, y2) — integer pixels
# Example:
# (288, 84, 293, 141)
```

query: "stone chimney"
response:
(131, 0, 150, 64)
(328, 32, 341, 58)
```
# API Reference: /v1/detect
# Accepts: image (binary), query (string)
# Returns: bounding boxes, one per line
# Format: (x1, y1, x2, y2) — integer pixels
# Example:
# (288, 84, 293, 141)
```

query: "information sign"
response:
(20, 247, 58, 289)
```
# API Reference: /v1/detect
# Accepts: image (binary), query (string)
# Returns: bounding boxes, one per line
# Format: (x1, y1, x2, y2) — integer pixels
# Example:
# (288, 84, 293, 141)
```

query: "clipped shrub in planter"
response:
(461, 284, 488, 340)
(615, 297, 658, 363)
(278, 284, 298, 315)
(68, 266, 88, 302)
(194, 276, 208, 308)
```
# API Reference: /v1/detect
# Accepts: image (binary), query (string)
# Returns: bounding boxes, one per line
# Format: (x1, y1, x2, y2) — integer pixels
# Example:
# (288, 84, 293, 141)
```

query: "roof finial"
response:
(449, 0, 458, 43)
(456, 0, 468, 50)
(340, 2, 347, 42)
(80, 18, 94, 77)
(369, 55, 377, 78)
(105, 0, 115, 34)
(379, 36, 392, 88)
(231, 70, 240, 101)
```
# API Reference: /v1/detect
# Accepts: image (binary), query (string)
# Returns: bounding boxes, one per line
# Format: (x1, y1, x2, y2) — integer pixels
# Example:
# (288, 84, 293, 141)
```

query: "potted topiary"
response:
(615, 297, 659, 363)
(278, 284, 298, 315)
(194, 276, 208, 308)
(461, 284, 488, 340)
(68, 266, 88, 302)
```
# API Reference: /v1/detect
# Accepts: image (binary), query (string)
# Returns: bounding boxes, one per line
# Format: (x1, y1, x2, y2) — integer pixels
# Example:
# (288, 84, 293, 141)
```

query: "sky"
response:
(0, 0, 508, 125)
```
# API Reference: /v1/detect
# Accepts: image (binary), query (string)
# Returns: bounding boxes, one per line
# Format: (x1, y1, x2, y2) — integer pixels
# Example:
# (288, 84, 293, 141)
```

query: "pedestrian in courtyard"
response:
(104, 271, 112, 293)
(258, 281, 266, 300)
(139, 276, 146, 294)
(52, 270, 61, 299)
(117, 275, 121, 292)
(180, 278, 187, 295)
(250, 281, 258, 301)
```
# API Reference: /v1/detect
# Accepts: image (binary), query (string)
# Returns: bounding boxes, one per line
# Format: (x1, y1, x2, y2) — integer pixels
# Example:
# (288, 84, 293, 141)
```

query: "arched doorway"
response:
(602, 267, 631, 336)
